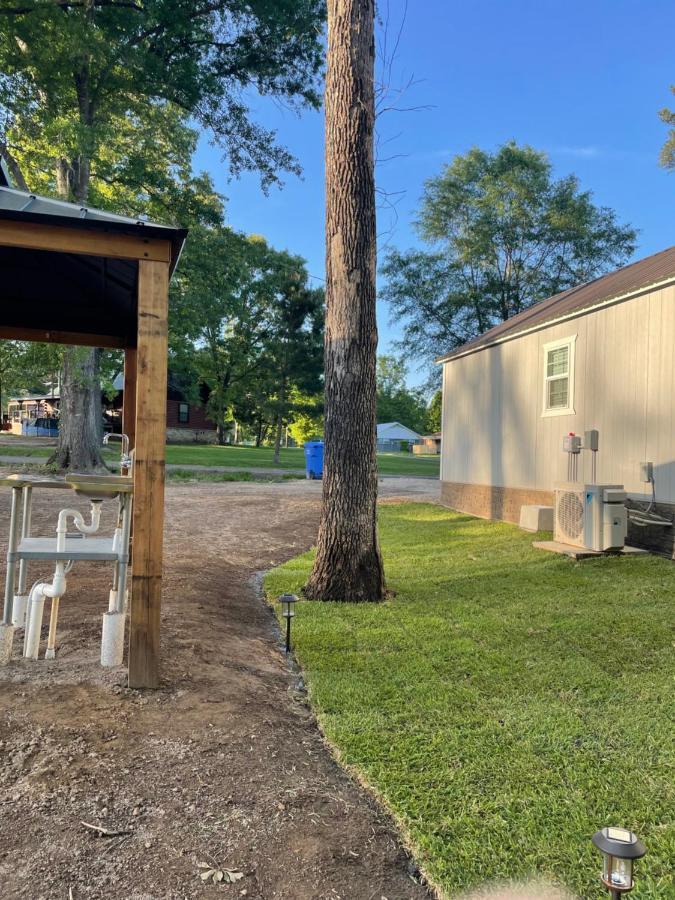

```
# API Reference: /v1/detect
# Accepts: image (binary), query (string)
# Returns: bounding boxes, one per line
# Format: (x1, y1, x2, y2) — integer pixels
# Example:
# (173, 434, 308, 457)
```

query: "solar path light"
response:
(591, 827, 646, 898)
(279, 593, 297, 653)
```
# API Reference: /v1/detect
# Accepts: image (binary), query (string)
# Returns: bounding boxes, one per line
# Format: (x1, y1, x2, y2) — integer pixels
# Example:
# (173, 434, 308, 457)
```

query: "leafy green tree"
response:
(0, 341, 47, 418)
(171, 230, 323, 450)
(376, 355, 427, 432)
(288, 392, 324, 445)
(264, 279, 323, 464)
(659, 86, 675, 168)
(0, 0, 325, 468)
(425, 389, 442, 433)
(381, 142, 637, 382)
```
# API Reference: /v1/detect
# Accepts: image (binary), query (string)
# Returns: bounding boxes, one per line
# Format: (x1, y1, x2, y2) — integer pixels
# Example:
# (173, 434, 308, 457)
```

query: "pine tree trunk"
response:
(48, 347, 106, 471)
(304, 0, 385, 602)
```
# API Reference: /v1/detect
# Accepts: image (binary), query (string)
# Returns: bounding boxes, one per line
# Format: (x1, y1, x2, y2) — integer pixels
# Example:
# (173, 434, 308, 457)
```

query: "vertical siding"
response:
(441, 285, 675, 503)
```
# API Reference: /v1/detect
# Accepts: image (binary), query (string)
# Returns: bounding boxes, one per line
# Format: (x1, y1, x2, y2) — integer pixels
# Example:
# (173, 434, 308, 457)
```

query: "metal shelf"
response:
(13, 536, 119, 562)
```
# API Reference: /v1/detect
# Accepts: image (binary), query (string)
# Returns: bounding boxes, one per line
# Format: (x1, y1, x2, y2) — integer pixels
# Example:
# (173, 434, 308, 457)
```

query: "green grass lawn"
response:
(167, 468, 303, 483)
(265, 504, 674, 899)
(0, 440, 440, 476)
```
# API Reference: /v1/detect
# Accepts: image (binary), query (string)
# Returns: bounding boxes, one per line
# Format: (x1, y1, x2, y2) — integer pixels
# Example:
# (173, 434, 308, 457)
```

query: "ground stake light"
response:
(279, 593, 297, 653)
(592, 827, 646, 898)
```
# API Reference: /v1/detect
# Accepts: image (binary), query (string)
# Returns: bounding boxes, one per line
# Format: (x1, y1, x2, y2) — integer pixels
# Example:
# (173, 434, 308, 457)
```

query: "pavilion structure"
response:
(0, 161, 187, 688)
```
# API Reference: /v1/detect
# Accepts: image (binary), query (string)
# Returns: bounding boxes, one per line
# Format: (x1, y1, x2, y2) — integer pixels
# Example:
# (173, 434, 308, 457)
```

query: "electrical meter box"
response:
(584, 429, 599, 451)
(563, 434, 582, 453)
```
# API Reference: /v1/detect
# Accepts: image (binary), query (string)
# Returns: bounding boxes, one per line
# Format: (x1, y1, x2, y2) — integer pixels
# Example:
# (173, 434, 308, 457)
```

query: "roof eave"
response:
(435, 274, 675, 365)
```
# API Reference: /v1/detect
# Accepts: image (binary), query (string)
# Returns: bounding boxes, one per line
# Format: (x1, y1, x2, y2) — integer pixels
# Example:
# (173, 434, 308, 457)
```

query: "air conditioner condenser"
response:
(554, 483, 627, 551)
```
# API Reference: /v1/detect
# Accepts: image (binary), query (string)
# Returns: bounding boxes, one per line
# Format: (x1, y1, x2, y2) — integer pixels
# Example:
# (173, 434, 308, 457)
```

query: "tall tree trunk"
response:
(51, 81, 106, 471)
(273, 379, 286, 465)
(305, 0, 385, 602)
(48, 348, 106, 471)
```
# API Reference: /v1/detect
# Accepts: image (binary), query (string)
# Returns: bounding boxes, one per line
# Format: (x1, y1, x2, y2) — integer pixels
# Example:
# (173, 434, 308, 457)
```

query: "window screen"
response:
(543, 340, 573, 413)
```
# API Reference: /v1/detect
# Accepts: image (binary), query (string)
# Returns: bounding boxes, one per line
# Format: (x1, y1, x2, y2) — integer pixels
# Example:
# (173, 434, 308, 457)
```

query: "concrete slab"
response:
(533, 540, 650, 560)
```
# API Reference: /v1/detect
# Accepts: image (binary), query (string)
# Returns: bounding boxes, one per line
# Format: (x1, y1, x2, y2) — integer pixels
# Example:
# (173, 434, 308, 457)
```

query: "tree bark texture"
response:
(48, 347, 106, 471)
(304, 0, 385, 602)
(51, 69, 106, 473)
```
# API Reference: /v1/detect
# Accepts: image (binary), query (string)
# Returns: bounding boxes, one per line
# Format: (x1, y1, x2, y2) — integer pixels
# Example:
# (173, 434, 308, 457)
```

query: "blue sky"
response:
(194, 0, 674, 388)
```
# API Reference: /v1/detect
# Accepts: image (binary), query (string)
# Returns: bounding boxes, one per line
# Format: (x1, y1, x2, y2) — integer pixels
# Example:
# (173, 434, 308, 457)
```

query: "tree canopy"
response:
(170, 229, 323, 447)
(0, 0, 325, 196)
(376, 355, 427, 433)
(380, 142, 637, 383)
(659, 86, 675, 169)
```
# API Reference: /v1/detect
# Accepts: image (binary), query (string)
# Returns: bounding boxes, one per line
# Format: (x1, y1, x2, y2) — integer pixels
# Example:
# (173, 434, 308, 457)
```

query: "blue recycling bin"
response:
(304, 440, 324, 480)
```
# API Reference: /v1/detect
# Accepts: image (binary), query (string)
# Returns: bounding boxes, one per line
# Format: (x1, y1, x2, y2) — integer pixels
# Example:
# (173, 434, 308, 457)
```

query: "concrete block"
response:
(101, 611, 125, 667)
(0, 623, 15, 665)
(519, 504, 554, 532)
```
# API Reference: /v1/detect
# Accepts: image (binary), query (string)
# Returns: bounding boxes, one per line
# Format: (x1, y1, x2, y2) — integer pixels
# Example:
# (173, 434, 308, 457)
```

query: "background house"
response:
(8, 373, 217, 443)
(438, 246, 675, 557)
(413, 433, 442, 455)
(376, 421, 421, 451)
(7, 391, 59, 434)
(110, 372, 217, 443)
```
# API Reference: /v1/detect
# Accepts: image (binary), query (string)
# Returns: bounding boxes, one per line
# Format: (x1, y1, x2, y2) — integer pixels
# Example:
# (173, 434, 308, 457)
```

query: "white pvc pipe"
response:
(101, 611, 125, 667)
(56, 503, 102, 552)
(11, 594, 28, 628)
(24, 503, 103, 661)
(24, 585, 46, 660)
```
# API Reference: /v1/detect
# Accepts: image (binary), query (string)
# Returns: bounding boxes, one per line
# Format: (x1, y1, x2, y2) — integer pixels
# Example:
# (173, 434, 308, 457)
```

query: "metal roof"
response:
(0, 179, 188, 347)
(0, 183, 187, 274)
(437, 245, 675, 363)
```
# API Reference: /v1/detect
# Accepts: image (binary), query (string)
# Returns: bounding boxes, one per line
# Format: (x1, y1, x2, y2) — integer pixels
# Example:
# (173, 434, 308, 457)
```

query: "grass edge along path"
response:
(264, 503, 674, 899)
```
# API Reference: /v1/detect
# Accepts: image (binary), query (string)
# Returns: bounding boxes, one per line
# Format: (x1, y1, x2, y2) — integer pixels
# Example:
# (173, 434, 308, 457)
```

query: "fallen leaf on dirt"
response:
(198, 864, 244, 885)
(225, 870, 244, 883)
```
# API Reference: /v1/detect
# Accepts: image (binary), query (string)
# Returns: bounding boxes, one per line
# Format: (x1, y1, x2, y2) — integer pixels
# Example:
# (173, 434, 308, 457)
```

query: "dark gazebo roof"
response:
(0, 163, 187, 348)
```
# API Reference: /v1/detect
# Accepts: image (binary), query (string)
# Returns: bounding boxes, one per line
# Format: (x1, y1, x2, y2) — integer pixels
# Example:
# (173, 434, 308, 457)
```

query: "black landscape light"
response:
(279, 593, 297, 653)
(592, 827, 646, 898)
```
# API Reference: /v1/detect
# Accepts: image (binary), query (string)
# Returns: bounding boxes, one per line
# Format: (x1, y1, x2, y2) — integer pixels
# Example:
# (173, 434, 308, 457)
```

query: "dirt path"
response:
(0, 480, 433, 900)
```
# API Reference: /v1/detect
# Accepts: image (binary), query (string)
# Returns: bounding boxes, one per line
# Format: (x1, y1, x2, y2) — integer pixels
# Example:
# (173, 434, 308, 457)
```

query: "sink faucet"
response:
(103, 432, 131, 471)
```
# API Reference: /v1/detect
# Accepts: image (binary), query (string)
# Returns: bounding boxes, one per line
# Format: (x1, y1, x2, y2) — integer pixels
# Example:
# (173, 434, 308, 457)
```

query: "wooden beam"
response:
(128, 260, 169, 689)
(0, 219, 171, 264)
(0, 324, 128, 349)
(122, 348, 137, 452)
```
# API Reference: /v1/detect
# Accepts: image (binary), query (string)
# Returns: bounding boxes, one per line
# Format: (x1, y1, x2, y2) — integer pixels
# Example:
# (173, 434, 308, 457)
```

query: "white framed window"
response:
(542, 336, 576, 416)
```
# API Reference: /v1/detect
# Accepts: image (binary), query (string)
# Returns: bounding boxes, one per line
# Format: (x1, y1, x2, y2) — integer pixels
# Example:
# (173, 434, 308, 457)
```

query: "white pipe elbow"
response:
(56, 503, 102, 551)
(41, 568, 66, 599)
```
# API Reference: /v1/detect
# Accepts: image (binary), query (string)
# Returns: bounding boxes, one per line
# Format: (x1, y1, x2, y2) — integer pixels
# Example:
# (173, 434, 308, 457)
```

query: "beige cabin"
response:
(437, 246, 675, 557)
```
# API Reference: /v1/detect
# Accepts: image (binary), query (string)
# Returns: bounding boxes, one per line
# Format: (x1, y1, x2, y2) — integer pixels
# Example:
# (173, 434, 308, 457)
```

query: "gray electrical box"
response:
(563, 434, 582, 453)
(640, 461, 654, 482)
(584, 429, 599, 451)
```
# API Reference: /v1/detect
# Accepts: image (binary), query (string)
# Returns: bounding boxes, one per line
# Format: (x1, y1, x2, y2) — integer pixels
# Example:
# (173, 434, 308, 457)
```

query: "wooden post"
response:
(128, 260, 169, 689)
(123, 347, 137, 452)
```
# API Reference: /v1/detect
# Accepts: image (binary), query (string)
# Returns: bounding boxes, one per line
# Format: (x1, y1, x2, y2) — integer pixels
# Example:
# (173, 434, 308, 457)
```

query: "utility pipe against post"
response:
(0, 485, 23, 664)
(24, 503, 103, 661)
(101, 491, 133, 668)
(13, 484, 32, 627)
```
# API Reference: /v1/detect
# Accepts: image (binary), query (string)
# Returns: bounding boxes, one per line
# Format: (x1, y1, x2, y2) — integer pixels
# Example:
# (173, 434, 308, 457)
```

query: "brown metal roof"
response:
(437, 245, 675, 363)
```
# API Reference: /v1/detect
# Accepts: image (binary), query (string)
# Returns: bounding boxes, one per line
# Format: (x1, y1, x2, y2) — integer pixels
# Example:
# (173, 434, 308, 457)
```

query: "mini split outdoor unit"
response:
(554, 483, 628, 551)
